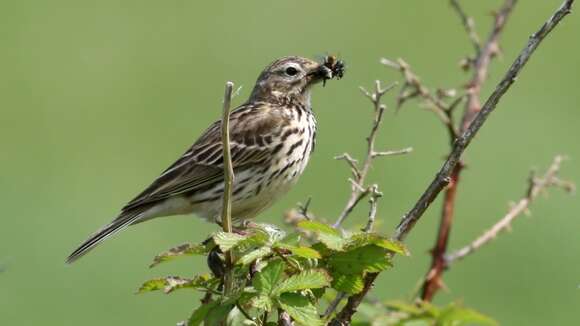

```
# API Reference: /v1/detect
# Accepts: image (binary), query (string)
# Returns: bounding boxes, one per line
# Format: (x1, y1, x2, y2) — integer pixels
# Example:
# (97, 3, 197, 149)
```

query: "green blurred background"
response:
(1, 0, 578, 324)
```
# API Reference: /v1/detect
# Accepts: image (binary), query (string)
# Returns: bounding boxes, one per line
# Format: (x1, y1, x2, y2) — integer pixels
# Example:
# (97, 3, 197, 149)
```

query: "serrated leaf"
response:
(280, 232, 302, 246)
(204, 303, 234, 326)
(187, 301, 218, 326)
(297, 221, 345, 250)
(438, 303, 498, 326)
(273, 269, 331, 295)
(277, 293, 322, 326)
(385, 300, 425, 315)
(238, 246, 272, 265)
(214, 232, 247, 251)
(236, 229, 270, 252)
(332, 273, 364, 294)
(297, 220, 340, 236)
(254, 223, 287, 242)
(274, 243, 321, 259)
(347, 233, 409, 256)
(137, 275, 210, 294)
(251, 294, 273, 311)
(149, 243, 209, 268)
(253, 259, 285, 295)
(318, 233, 347, 251)
(328, 245, 392, 274)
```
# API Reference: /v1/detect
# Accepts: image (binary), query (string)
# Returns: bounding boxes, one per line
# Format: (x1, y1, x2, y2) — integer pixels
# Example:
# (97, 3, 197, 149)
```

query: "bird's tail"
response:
(66, 209, 146, 264)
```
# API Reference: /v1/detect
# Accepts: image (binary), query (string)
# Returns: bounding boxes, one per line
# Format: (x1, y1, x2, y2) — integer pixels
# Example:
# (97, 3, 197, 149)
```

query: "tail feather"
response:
(66, 211, 145, 264)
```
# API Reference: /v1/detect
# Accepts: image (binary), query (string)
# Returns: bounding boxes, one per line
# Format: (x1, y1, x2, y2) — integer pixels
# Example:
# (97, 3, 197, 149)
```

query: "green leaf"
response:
(280, 232, 302, 246)
(327, 245, 392, 274)
(236, 229, 270, 252)
(149, 243, 210, 268)
(254, 223, 287, 242)
(253, 260, 285, 295)
(331, 273, 364, 294)
(274, 243, 321, 259)
(214, 232, 247, 251)
(385, 300, 425, 315)
(137, 275, 210, 294)
(251, 294, 273, 311)
(297, 220, 340, 236)
(237, 246, 272, 265)
(277, 293, 322, 326)
(204, 303, 234, 326)
(318, 233, 347, 251)
(347, 233, 409, 256)
(296, 221, 346, 250)
(187, 301, 218, 326)
(273, 269, 331, 295)
(438, 303, 498, 326)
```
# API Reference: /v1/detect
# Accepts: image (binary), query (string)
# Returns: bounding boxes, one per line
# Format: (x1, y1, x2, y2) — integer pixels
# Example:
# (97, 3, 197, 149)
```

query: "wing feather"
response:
(121, 103, 283, 212)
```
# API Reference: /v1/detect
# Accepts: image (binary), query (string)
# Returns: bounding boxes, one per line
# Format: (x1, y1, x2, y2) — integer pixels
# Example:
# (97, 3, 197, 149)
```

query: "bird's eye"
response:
(285, 67, 299, 76)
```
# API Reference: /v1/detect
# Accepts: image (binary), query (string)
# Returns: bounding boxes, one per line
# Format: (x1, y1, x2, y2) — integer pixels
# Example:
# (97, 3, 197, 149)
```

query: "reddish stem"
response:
(420, 164, 461, 301)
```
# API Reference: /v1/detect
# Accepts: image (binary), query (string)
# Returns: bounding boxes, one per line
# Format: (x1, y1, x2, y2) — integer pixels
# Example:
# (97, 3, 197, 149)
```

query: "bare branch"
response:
(372, 147, 413, 158)
(331, 1, 575, 323)
(381, 58, 459, 140)
(445, 156, 574, 264)
(362, 185, 383, 233)
(334, 153, 361, 179)
(450, 0, 482, 54)
(394, 0, 573, 243)
(333, 81, 404, 229)
(420, 0, 519, 302)
(461, 0, 517, 129)
(220, 81, 235, 295)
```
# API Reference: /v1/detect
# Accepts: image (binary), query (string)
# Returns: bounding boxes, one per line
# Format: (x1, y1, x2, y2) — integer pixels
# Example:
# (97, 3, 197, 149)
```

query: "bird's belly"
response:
(189, 114, 316, 223)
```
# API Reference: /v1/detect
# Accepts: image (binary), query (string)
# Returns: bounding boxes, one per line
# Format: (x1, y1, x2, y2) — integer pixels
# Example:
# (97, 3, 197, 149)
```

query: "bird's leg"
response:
(216, 219, 255, 236)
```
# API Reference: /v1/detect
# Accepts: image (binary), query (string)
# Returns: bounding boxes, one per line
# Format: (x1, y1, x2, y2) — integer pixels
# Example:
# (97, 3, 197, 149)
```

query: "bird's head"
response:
(249, 56, 344, 103)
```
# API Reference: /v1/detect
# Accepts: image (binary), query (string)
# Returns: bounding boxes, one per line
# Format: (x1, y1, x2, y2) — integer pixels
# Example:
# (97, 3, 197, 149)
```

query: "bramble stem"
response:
(221, 81, 235, 295)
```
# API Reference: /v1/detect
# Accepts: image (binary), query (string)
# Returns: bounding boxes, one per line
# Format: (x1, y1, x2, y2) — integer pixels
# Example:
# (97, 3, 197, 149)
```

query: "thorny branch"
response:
(330, 0, 574, 324)
(422, 0, 518, 302)
(380, 57, 461, 141)
(445, 156, 575, 264)
(333, 80, 412, 229)
(323, 81, 411, 320)
(450, 0, 482, 54)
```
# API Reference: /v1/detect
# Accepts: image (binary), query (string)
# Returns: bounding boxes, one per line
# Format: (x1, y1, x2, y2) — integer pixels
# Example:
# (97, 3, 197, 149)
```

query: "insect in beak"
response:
(321, 55, 345, 86)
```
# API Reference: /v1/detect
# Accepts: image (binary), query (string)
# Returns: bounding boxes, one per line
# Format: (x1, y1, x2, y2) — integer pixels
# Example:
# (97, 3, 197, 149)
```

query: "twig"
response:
(395, 0, 572, 253)
(330, 1, 575, 323)
(325, 82, 404, 320)
(220, 81, 235, 295)
(333, 81, 407, 229)
(372, 147, 413, 158)
(445, 156, 574, 264)
(421, 0, 518, 302)
(461, 0, 518, 130)
(450, 0, 482, 54)
(362, 185, 383, 233)
(380, 58, 459, 141)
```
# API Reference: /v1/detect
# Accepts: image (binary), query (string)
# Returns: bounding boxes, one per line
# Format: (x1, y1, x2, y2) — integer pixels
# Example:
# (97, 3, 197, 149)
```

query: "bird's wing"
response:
(121, 102, 285, 212)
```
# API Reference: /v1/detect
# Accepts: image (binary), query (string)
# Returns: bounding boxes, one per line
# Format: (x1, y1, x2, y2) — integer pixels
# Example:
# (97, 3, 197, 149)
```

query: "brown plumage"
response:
(66, 56, 343, 263)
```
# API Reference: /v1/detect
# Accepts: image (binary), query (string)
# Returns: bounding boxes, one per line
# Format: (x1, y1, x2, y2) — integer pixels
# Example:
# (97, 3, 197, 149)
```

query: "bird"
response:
(66, 56, 344, 263)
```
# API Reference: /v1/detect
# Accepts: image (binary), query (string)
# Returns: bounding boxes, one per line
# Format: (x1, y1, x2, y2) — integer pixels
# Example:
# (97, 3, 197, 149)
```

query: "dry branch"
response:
(445, 156, 574, 264)
(422, 0, 518, 301)
(333, 81, 411, 229)
(330, 1, 575, 323)
(220, 81, 235, 295)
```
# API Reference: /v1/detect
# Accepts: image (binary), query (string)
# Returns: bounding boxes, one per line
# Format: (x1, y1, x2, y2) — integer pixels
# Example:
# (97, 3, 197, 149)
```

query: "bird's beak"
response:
(306, 64, 333, 84)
